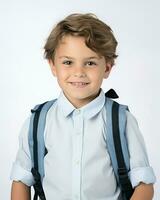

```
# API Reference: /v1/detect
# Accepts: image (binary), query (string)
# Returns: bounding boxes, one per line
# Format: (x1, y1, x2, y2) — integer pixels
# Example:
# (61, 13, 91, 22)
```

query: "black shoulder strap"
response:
(112, 101, 134, 199)
(31, 102, 47, 200)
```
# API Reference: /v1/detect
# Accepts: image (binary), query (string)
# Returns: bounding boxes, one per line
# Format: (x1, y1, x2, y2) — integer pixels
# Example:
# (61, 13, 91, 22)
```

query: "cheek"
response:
(56, 68, 69, 81)
(89, 69, 105, 81)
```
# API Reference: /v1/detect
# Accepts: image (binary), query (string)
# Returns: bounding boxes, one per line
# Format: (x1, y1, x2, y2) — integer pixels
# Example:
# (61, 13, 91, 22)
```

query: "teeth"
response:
(71, 82, 88, 86)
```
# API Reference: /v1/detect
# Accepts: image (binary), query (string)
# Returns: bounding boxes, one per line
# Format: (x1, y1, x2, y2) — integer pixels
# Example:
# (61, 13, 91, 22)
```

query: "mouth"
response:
(69, 82, 90, 88)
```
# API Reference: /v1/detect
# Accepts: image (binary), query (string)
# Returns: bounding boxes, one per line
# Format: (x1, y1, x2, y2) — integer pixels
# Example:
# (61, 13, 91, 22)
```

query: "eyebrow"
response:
(58, 56, 101, 60)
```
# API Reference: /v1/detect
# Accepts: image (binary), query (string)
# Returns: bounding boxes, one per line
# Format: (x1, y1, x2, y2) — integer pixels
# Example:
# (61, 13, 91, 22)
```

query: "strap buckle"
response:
(118, 168, 133, 192)
(118, 168, 129, 183)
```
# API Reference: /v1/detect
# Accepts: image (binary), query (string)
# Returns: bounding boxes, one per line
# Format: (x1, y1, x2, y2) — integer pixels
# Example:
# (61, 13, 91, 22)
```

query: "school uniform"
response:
(10, 89, 156, 200)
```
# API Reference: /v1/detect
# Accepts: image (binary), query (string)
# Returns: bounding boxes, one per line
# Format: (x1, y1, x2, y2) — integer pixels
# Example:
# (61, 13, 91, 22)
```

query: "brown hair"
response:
(44, 13, 118, 66)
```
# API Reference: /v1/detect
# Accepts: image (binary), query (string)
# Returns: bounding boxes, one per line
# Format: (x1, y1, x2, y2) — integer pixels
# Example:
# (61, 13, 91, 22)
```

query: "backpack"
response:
(28, 89, 134, 200)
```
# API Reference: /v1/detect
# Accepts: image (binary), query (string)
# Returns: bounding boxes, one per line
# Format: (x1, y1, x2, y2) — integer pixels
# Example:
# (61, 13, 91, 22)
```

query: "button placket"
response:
(72, 110, 83, 200)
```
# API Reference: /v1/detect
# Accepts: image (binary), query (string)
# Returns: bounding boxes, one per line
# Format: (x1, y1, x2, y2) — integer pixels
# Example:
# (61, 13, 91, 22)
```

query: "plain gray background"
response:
(0, 0, 159, 199)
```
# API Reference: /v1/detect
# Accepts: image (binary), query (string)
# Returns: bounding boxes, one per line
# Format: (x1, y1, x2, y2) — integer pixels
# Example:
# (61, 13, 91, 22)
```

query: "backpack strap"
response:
(28, 99, 57, 200)
(105, 96, 134, 199)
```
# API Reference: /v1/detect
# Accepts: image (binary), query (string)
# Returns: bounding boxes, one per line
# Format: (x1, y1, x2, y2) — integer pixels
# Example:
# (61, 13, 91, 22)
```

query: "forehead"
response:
(55, 35, 101, 59)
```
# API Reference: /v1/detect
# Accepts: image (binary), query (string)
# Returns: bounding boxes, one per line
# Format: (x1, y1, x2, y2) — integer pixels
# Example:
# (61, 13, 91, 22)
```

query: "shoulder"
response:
(30, 98, 58, 124)
(125, 110, 139, 128)
(31, 98, 58, 112)
(18, 116, 31, 139)
(105, 97, 129, 114)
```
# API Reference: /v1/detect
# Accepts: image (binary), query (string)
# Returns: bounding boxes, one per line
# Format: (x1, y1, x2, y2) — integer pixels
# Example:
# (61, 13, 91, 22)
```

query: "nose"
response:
(74, 65, 86, 78)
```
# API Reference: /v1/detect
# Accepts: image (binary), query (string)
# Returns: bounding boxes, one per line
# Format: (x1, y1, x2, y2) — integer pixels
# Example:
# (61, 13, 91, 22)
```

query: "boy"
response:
(10, 13, 156, 200)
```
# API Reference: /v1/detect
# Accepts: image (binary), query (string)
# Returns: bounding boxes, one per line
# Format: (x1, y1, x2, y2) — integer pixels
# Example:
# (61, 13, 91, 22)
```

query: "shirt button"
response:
(75, 109, 81, 114)
(74, 194, 79, 199)
(76, 160, 80, 165)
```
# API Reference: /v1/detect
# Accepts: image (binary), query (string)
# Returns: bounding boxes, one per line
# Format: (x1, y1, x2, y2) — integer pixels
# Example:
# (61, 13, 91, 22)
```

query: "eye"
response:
(86, 61, 97, 66)
(62, 60, 72, 65)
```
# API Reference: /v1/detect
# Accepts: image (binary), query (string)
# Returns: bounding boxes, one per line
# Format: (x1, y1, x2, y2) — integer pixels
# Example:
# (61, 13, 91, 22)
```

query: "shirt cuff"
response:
(129, 166, 156, 187)
(10, 162, 35, 186)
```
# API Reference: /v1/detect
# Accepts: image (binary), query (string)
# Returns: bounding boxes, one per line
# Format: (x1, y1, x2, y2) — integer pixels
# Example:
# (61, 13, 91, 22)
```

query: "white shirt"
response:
(10, 89, 156, 200)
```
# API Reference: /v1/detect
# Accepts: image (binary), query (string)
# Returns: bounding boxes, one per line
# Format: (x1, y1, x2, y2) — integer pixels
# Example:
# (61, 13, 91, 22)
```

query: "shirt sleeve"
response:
(10, 116, 35, 186)
(126, 111, 156, 188)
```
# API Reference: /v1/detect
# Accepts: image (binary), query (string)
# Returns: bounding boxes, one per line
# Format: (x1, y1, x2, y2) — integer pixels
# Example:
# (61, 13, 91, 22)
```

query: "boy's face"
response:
(49, 35, 112, 108)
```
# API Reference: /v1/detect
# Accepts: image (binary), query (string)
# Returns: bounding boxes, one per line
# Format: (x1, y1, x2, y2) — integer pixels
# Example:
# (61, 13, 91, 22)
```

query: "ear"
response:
(103, 62, 112, 79)
(48, 59, 57, 77)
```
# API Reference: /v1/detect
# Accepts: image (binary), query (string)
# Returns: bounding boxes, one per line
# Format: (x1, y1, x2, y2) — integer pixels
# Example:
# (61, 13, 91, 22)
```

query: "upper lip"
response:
(69, 81, 89, 83)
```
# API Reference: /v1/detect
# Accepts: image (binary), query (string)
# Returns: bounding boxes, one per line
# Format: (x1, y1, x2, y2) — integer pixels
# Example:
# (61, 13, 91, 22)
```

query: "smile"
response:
(69, 82, 89, 87)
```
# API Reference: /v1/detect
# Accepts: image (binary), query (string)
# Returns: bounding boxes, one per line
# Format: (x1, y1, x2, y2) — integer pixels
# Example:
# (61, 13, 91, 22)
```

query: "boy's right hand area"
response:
(11, 181, 31, 200)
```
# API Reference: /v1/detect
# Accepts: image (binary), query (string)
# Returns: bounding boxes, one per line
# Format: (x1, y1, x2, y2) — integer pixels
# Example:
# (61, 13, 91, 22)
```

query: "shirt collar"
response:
(57, 89, 106, 119)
